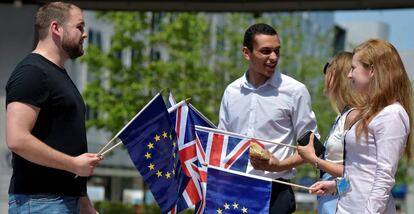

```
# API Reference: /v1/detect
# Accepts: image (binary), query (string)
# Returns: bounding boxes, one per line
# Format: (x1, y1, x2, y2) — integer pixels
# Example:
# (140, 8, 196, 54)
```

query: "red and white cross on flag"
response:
(168, 100, 214, 213)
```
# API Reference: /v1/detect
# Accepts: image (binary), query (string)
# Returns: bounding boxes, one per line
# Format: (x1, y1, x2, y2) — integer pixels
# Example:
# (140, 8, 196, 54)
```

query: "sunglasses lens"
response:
(323, 62, 329, 74)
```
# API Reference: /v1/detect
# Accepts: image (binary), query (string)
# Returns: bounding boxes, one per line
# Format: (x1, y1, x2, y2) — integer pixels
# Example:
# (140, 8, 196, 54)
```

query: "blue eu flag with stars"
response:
(205, 166, 272, 214)
(118, 93, 185, 213)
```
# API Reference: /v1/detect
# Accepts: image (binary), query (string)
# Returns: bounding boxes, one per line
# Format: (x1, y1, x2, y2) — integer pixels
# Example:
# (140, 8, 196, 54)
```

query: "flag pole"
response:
(168, 98, 191, 113)
(100, 138, 122, 156)
(194, 125, 297, 149)
(272, 179, 310, 190)
(98, 98, 190, 156)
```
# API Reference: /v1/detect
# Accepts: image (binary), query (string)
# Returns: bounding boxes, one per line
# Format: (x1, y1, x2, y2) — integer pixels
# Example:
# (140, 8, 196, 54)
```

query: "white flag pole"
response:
(194, 125, 297, 149)
(100, 138, 123, 156)
(167, 98, 190, 114)
(272, 179, 310, 190)
(98, 98, 189, 156)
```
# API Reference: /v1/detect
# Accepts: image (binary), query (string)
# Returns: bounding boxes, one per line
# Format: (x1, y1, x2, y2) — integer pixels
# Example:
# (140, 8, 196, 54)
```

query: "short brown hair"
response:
(35, 2, 76, 40)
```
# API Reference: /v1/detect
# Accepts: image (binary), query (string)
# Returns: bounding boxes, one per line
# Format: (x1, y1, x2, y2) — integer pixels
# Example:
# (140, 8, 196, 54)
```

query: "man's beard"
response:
(62, 33, 84, 59)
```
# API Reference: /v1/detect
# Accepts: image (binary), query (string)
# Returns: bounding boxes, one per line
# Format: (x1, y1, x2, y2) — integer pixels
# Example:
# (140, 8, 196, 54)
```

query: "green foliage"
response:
(94, 201, 135, 214)
(141, 203, 161, 214)
(82, 12, 219, 133)
(396, 157, 411, 185)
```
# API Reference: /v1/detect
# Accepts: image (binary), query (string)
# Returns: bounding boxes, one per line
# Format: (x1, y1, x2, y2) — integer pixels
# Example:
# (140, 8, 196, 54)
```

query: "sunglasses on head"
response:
(323, 62, 329, 75)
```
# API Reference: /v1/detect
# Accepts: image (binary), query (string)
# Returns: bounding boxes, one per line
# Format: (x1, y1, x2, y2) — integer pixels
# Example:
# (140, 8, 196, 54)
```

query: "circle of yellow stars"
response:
(145, 131, 177, 179)
(217, 202, 248, 213)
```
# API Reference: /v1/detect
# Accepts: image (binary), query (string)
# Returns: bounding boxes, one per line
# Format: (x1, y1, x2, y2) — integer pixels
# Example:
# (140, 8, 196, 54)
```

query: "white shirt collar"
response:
(240, 70, 281, 90)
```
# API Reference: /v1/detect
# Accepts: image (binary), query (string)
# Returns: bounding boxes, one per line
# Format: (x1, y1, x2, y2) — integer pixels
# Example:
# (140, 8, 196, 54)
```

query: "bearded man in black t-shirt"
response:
(5, 2, 102, 214)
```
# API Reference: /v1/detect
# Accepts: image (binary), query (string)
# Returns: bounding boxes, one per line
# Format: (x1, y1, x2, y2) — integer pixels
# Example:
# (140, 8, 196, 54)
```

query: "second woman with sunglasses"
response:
(297, 52, 364, 214)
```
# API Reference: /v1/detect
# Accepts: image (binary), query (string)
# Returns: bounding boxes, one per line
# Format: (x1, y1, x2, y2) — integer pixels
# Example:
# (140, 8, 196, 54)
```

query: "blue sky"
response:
(334, 9, 414, 51)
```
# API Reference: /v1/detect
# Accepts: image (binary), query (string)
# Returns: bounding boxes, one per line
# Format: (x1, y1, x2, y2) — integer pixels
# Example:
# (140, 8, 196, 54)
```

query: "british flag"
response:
(195, 129, 260, 173)
(168, 105, 265, 213)
(168, 102, 215, 213)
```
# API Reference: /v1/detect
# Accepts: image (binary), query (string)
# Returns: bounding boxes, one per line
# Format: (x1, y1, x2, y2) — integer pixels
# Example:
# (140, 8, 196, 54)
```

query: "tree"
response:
(82, 12, 219, 134)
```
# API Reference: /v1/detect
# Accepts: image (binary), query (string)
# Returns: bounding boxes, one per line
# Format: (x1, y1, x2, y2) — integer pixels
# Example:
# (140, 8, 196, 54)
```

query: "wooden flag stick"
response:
(272, 179, 310, 190)
(98, 98, 190, 156)
(100, 138, 122, 156)
(194, 125, 297, 149)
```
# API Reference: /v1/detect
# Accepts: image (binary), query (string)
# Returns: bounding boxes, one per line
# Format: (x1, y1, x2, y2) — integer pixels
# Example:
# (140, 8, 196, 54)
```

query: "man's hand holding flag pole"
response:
(89, 92, 191, 213)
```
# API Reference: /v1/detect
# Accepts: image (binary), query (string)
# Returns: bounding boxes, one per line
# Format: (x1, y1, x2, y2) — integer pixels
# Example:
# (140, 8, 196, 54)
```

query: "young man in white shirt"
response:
(218, 23, 318, 213)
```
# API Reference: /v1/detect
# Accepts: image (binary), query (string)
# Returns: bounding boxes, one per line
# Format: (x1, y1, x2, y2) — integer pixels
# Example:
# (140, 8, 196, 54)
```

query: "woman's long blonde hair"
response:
(354, 39, 413, 158)
(326, 52, 365, 113)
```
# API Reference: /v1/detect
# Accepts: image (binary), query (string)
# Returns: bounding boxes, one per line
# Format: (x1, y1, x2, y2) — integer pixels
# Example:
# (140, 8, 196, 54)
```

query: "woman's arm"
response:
(297, 134, 343, 177)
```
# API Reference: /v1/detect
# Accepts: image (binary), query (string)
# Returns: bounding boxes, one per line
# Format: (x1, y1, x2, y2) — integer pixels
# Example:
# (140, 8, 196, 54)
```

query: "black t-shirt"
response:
(6, 53, 87, 196)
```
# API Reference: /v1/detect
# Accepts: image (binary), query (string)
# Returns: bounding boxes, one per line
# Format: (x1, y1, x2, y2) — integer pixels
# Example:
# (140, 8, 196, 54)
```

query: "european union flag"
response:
(118, 93, 184, 213)
(205, 166, 272, 214)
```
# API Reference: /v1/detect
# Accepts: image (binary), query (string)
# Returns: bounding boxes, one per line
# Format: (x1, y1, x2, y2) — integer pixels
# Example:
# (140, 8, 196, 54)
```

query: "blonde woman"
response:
(298, 52, 363, 214)
(309, 39, 412, 214)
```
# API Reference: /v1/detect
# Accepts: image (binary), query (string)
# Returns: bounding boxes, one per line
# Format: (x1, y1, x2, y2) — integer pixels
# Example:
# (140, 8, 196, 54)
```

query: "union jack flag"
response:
(195, 129, 261, 173)
(167, 93, 263, 213)
(169, 113, 265, 214)
(168, 101, 215, 214)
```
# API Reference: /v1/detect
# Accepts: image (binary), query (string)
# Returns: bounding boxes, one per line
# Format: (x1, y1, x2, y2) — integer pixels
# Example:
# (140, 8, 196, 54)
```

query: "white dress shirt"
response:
(337, 102, 409, 214)
(218, 72, 318, 179)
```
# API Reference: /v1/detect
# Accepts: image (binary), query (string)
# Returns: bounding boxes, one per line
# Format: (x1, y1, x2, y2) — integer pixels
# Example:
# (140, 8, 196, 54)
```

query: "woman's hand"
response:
(297, 133, 318, 163)
(309, 180, 336, 196)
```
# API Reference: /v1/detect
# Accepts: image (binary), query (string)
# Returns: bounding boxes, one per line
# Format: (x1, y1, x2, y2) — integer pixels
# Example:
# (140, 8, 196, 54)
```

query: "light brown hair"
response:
(354, 39, 413, 158)
(35, 2, 77, 40)
(326, 51, 365, 113)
